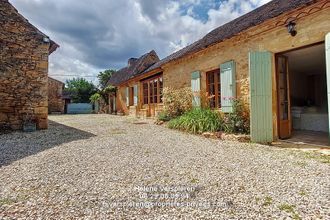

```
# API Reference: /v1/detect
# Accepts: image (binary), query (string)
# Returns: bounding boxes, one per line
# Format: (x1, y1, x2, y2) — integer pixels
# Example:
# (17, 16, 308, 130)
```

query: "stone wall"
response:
(0, 0, 53, 130)
(48, 77, 64, 114)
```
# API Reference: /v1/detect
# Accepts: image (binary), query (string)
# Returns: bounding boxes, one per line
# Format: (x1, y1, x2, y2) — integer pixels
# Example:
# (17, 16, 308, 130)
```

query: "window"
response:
(149, 81, 154, 104)
(206, 69, 221, 108)
(143, 82, 148, 104)
(129, 87, 134, 106)
(142, 74, 163, 105)
(153, 79, 158, 103)
(159, 77, 163, 102)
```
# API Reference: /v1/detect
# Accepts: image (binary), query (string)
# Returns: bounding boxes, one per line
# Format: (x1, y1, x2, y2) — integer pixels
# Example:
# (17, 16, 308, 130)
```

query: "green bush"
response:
(89, 93, 101, 103)
(168, 108, 223, 134)
(223, 99, 250, 134)
(157, 111, 172, 122)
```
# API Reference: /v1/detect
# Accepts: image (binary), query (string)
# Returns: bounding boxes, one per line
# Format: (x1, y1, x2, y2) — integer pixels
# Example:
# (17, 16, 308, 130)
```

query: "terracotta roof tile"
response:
(108, 50, 160, 85)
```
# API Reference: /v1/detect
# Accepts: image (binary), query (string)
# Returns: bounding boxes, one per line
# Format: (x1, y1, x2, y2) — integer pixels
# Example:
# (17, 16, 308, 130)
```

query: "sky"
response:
(10, 0, 271, 85)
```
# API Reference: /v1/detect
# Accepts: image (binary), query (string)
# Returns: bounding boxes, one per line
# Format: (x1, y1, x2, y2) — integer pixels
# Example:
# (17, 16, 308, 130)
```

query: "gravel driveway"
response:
(0, 114, 329, 219)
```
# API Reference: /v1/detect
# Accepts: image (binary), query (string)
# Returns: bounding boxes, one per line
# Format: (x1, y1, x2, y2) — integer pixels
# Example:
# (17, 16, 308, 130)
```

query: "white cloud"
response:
(9, 0, 271, 84)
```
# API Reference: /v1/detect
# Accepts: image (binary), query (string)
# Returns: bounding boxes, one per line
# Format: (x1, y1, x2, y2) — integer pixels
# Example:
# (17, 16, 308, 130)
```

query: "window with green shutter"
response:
(220, 61, 236, 113)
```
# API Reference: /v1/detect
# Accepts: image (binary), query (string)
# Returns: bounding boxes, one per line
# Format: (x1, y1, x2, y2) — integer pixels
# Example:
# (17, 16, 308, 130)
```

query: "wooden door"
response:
(326, 33, 330, 141)
(276, 55, 291, 139)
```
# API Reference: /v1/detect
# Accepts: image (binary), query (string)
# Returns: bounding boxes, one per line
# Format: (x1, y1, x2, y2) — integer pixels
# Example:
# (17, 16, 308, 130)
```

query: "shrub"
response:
(157, 111, 172, 122)
(168, 108, 223, 134)
(223, 99, 250, 134)
(89, 93, 101, 103)
(162, 87, 193, 118)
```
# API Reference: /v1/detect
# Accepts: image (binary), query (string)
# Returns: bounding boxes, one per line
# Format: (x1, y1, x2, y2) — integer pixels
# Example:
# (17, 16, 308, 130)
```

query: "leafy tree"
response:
(97, 69, 117, 104)
(65, 78, 97, 103)
(98, 69, 116, 90)
(89, 93, 101, 103)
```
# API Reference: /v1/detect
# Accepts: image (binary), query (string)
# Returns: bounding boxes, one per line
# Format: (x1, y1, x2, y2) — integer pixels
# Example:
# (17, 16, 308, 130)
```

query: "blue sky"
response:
(10, 0, 271, 84)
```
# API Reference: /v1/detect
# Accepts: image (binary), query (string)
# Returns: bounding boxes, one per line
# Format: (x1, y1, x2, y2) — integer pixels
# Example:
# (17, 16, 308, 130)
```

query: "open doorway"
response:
(276, 43, 329, 146)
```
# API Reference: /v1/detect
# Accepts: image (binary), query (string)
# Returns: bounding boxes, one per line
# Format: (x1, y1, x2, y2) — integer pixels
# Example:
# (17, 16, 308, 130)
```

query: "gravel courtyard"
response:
(0, 114, 329, 219)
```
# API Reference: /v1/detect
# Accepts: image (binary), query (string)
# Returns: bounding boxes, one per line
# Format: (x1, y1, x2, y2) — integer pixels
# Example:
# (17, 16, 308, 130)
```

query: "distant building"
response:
(48, 77, 65, 114)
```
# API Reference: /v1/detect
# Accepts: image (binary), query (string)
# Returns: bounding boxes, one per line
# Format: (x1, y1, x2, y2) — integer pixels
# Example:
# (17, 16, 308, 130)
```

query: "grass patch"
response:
(168, 108, 223, 134)
(262, 196, 273, 206)
(278, 203, 301, 220)
(304, 152, 330, 164)
(295, 161, 307, 167)
(0, 198, 15, 206)
(190, 178, 199, 184)
(299, 190, 307, 196)
(278, 203, 295, 212)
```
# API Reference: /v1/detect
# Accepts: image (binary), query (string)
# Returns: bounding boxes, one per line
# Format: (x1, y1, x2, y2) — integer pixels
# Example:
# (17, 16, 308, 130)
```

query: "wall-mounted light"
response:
(43, 36, 50, 43)
(286, 21, 297, 37)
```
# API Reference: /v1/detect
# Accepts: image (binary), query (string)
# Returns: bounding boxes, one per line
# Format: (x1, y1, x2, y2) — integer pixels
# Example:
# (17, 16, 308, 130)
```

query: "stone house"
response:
(108, 50, 160, 117)
(48, 77, 65, 114)
(109, 0, 330, 144)
(0, 0, 59, 130)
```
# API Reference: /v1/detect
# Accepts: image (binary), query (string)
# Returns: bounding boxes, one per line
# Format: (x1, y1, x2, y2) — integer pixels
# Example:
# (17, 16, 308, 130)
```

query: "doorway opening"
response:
(276, 43, 328, 146)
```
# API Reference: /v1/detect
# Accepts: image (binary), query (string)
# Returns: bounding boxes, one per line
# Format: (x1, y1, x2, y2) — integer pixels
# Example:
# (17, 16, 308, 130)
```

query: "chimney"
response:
(128, 58, 138, 67)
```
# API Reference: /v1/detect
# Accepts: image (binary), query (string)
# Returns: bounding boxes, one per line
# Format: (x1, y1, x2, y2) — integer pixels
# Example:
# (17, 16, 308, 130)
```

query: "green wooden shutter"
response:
(191, 71, 201, 107)
(220, 61, 236, 113)
(125, 87, 129, 106)
(133, 85, 138, 106)
(326, 33, 330, 140)
(249, 51, 273, 143)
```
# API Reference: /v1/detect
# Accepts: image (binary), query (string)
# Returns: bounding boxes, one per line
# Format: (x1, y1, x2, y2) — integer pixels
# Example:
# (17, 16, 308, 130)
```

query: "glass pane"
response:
(278, 57, 289, 120)
(217, 84, 221, 108)
(159, 77, 163, 103)
(149, 81, 154, 104)
(143, 83, 148, 104)
(208, 72, 214, 85)
(154, 80, 158, 103)
(210, 84, 215, 95)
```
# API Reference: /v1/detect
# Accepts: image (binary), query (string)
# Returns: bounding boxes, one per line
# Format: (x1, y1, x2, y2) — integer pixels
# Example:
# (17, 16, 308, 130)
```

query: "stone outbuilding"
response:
(0, 0, 59, 130)
(48, 77, 65, 114)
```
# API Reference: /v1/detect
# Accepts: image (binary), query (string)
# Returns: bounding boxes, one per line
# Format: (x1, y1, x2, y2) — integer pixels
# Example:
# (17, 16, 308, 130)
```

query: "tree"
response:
(97, 69, 117, 104)
(89, 93, 101, 103)
(65, 78, 97, 103)
(98, 69, 116, 90)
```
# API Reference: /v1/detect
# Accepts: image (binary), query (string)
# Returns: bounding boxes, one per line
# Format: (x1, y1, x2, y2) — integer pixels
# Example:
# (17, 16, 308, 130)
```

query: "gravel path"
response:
(0, 114, 329, 219)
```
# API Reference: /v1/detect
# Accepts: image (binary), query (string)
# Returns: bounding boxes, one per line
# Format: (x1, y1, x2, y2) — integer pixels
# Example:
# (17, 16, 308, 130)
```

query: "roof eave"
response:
(116, 67, 163, 87)
(49, 40, 60, 55)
